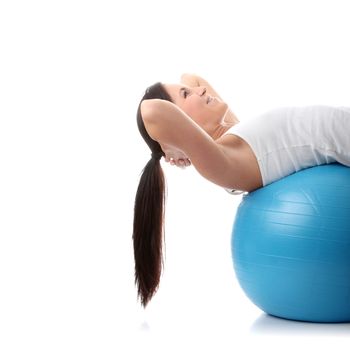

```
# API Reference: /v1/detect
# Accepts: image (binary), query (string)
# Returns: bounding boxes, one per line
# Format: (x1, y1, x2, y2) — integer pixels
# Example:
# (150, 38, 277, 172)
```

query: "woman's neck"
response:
(211, 108, 240, 140)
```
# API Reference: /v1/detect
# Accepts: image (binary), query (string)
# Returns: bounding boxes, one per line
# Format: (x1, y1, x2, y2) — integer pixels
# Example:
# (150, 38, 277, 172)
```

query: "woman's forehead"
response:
(163, 83, 187, 102)
(163, 83, 183, 93)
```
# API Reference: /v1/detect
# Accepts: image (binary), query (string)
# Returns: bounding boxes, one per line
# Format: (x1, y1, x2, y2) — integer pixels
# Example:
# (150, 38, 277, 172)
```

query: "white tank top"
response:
(224, 105, 350, 191)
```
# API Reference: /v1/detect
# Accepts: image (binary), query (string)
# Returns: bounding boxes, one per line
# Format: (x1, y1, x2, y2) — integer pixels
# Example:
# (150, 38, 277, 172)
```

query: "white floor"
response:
(132, 299, 350, 350)
(134, 316, 350, 350)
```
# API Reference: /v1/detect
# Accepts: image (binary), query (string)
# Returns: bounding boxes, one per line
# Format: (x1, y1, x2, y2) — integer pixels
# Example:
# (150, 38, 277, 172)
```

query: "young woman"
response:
(133, 73, 350, 307)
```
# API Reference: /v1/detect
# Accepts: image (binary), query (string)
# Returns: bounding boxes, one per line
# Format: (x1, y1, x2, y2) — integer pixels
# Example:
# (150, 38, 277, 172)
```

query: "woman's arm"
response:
(141, 98, 241, 189)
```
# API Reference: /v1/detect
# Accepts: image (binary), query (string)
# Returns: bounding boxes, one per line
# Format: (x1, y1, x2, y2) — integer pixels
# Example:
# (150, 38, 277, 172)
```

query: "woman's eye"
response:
(181, 88, 190, 98)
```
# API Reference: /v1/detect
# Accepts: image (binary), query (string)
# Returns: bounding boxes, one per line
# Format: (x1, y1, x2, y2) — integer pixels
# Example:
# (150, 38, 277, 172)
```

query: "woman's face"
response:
(163, 83, 228, 132)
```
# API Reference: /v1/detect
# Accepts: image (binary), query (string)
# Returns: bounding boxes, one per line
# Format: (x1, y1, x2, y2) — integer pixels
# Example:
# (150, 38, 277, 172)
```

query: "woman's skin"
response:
(163, 85, 233, 139)
(162, 74, 239, 167)
(141, 74, 263, 192)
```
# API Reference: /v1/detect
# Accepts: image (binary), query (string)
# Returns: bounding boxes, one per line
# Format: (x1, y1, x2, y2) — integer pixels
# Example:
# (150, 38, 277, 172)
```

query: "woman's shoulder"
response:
(216, 131, 263, 192)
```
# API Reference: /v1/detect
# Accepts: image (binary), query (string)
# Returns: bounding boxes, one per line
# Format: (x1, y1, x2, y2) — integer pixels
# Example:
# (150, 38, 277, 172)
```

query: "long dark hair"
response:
(133, 82, 173, 307)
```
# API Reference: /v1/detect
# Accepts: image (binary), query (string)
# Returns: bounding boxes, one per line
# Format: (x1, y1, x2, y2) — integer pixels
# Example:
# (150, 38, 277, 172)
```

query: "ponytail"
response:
(133, 82, 172, 307)
(133, 156, 166, 307)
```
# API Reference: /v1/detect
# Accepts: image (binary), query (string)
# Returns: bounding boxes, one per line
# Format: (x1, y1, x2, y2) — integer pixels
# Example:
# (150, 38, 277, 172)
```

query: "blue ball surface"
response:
(232, 164, 350, 323)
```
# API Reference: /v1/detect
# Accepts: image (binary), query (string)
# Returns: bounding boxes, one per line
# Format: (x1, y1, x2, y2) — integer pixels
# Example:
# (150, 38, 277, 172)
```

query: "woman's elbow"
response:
(140, 99, 167, 141)
(140, 99, 156, 123)
(141, 99, 168, 122)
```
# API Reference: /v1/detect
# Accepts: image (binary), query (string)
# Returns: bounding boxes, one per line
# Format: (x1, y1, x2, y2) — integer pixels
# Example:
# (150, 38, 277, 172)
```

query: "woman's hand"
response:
(160, 142, 191, 168)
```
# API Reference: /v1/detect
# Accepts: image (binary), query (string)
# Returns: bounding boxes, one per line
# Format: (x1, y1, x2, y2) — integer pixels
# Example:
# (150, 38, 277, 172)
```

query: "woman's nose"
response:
(194, 86, 206, 96)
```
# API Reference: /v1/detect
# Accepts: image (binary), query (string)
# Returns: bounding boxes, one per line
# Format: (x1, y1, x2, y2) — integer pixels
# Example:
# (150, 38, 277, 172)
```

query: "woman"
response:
(133, 73, 350, 307)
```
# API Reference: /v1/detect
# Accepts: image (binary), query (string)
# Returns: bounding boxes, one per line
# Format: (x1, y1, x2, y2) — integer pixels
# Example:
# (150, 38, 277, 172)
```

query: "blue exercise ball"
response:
(231, 164, 350, 323)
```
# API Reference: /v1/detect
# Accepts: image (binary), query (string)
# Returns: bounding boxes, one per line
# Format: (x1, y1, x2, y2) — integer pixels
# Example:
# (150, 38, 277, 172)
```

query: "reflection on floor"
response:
(250, 313, 350, 336)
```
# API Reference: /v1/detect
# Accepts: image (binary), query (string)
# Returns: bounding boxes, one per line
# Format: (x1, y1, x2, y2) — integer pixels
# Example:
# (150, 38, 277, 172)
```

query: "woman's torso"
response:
(220, 105, 350, 192)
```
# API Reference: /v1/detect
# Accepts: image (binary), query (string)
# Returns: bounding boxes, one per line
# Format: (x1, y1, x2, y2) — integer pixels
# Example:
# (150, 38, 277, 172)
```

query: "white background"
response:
(1, 0, 350, 349)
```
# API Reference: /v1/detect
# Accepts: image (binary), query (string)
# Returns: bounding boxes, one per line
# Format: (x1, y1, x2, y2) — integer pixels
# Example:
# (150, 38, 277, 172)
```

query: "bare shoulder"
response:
(216, 133, 263, 192)
(140, 98, 262, 192)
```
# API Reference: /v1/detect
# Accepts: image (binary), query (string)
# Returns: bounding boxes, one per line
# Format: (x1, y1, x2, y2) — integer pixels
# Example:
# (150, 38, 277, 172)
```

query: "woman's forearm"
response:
(140, 99, 235, 188)
(180, 73, 200, 87)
